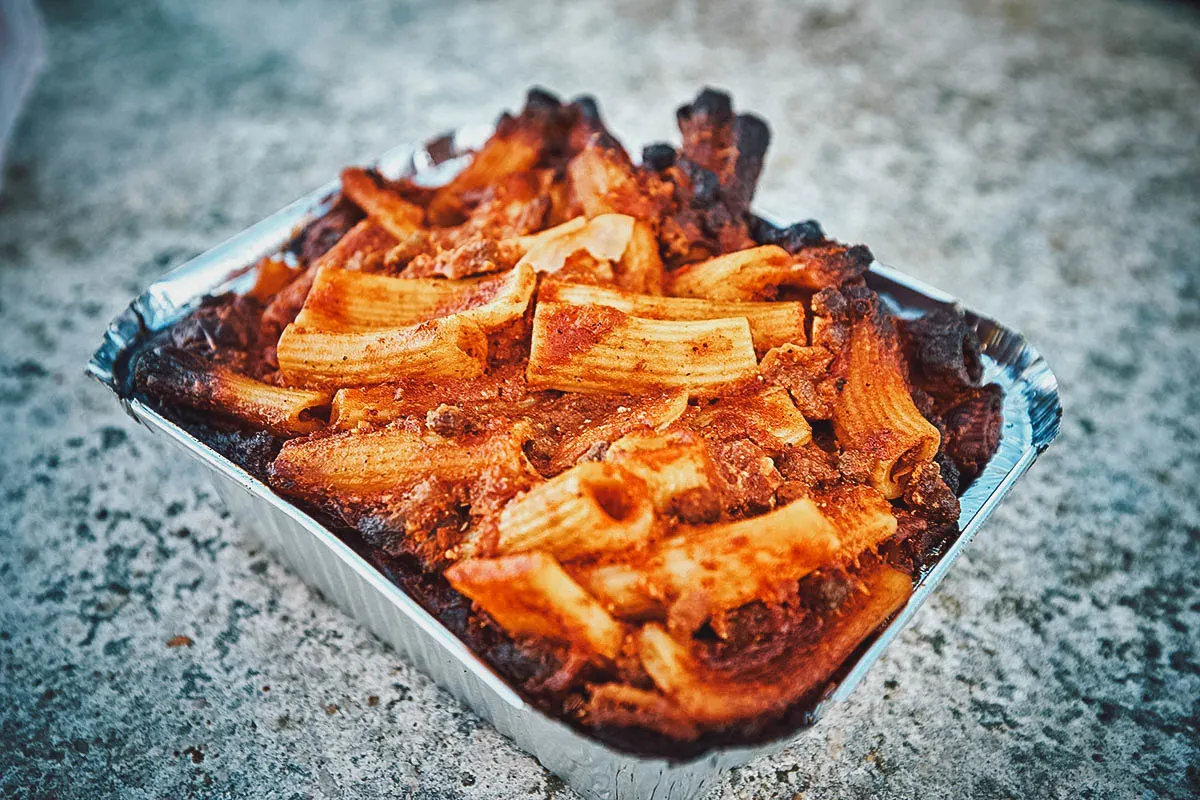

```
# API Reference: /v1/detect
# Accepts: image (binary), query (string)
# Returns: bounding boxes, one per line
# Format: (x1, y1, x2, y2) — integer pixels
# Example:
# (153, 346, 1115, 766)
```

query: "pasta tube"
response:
(542, 281, 805, 354)
(491, 462, 656, 561)
(446, 552, 626, 661)
(526, 302, 757, 397)
(631, 560, 911, 727)
(276, 315, 488, 388)
(295, 261, 535, 333)
(134, 347, 331, 436)
(832, 316, 940, 498)
(576, 498, 842, 621)
(340, 167, 425, 241)
(270, 425, 534, 506)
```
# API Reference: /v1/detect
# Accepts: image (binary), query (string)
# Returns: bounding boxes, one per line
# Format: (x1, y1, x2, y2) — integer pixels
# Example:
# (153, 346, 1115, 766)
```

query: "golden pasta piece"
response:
(615, 219, 665, 295)
(513, 216, 587, 254)
(276, 315, 488, 388)
(665, 244, 793, 301)
(489, 462, 656, 561)
(134, 348, 331, 436)
(328, 385, 402, 432)
(516, 213, 635, 275)
(630, 560, 911, 730)
(832, 316, 940, 498)
(296, 267, 458, 330)
(270, 425, 535, 507)
(604, 431, 717, 514)
(576, 498, 842, 621)
(694, 384, 813, 449)
(446, 552, 626, 662)
(667, 242, 872, 300)
(814, 484, 898, 559)
(340, 167, 425, 241)
(295, 262, 535, 333)
(542, 281, 805, 355)
(428, 126, 543, 222)
(526, 302, 758, 397)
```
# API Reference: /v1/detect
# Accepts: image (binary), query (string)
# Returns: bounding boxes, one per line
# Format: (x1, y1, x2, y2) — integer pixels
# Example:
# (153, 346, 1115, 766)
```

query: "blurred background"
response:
(0, 1, 1197, 798)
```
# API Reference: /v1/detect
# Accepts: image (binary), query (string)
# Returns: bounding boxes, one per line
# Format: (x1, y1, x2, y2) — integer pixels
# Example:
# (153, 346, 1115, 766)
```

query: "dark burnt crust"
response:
(127, 87, 1007, 758)
(285, 194, 365, 265)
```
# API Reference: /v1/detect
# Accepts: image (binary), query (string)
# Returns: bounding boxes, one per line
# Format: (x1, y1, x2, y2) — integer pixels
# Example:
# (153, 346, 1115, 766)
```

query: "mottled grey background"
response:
(1, 1, 1198, 798)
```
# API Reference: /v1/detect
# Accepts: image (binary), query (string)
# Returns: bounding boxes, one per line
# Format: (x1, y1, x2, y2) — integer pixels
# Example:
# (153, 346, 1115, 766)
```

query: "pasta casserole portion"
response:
(132, 88, 1003, 754)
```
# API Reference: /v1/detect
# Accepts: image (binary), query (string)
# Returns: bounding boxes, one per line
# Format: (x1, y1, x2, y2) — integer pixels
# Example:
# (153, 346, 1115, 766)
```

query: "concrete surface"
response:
(2, 1, 1198, 797)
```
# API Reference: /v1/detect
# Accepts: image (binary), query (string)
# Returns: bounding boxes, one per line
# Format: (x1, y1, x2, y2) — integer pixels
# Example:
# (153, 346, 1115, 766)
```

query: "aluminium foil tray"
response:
(87, 123, 1062, 800)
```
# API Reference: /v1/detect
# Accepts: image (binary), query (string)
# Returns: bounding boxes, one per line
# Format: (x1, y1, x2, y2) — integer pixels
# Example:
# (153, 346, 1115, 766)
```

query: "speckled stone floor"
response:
(1, 1, 1198, 798)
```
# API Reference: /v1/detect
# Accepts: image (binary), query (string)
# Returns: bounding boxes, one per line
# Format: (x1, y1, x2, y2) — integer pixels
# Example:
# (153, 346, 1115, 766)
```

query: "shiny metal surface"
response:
(87, 127, 1061, 800)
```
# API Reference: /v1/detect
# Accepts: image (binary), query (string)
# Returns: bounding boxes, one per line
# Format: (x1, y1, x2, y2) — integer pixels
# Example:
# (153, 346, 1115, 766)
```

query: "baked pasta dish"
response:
(132, 88, 1003, 754)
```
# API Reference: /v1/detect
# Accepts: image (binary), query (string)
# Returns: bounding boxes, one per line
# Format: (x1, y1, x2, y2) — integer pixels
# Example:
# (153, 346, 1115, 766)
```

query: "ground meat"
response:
(797, 569, 852, 612)
(835, 449, 874, 485)
(669, 487, 722, 524)
(938, 384, 1004, 483)
(698, 599, 820, 675)
(883, 509, 958, 576)
(902, 461, 960, 523)
(709, 439, 783, 515)
(170, 294, 261, 358)
(426, 404, 477, 437)
(405, 238, 522, 279)
(759, 346, 837, 420)
(774, 444, 839, 489)
(934, 450, 962, 496)
(382, 230, 435, 272)
(899, 309, 983, 392)
(287, 196, 365, 265)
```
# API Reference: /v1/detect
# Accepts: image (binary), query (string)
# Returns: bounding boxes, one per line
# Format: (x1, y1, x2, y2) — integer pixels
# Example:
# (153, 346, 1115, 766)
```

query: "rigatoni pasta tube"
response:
(576, 497, 842, 621)
(490, 462, 655, 561)
(832, 316, 940, 498)
(329, 385, 401, 431)
(615, 219, 664, 295)
(603, 431, 716, 514)
(630, 560, 912, 728)
(526, 302, 758, 397)
(276, 315, 488, 388)
(295, 267, 459, 330)
(543, 281, 805, 354)
(340, 167, 424, 241)
(445, 552, 625, 662)
(813, 484, 898, 559)
(665, 244, 793, 301)
(667, 243, 871, 300)
(134, 347, 331, 436)
(269, 425, 534, 506)
(296, 262, 535, 334)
